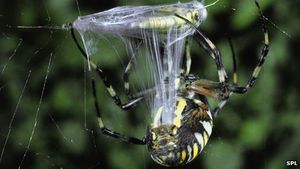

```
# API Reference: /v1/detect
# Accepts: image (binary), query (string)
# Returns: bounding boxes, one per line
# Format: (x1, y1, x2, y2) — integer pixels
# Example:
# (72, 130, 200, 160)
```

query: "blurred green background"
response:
(0, 0, 299, 169)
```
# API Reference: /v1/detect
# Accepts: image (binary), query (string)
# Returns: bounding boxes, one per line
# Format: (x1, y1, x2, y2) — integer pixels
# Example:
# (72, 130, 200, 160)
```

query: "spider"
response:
(70, 0, 269, 167)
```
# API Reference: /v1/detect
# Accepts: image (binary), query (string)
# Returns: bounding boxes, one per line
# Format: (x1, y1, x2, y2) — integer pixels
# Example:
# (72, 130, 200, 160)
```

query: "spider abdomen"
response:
(147, 98, 213, 166)
(147, 124, 212, 166)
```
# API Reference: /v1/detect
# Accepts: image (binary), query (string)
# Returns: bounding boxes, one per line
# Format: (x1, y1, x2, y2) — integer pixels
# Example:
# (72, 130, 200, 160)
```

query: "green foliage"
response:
(0, 0, 299, 169)
(205, 140, 242, 169)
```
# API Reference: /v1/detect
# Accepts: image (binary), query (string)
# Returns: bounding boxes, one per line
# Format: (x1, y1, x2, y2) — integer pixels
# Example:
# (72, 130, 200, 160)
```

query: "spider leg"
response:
(213, 0, 269, 95)
(193, 30, 228, 94)
(178, 0, 269, 117)
(92, 79, 145, 145)
(186, 37, 240, 117)
(71, 27, 143, 110)
(211, 38, 237, 117)
(95, 67, 143, 109)
(123, 40, 143, 98)
(187, 37, 242, 117)
(241, 0, 269, 91)
(213, 0, 269, 117)
(175, 14, 228, 95)
(123, 54, 134, 97)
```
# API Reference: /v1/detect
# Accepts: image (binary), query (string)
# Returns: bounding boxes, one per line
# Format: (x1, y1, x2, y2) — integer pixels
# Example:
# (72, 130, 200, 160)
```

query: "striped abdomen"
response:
(147, 98, 213, 166)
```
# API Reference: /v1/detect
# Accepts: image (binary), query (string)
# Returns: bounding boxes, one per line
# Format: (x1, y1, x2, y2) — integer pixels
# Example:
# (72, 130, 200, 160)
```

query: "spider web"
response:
(2, 0, 206, 169)
(74, 5, 201, 125)
(0, 0, 196, 168)
(0, 0, 244, 169)
(2, 1, 295, 169)
(0, 0, 100, 168)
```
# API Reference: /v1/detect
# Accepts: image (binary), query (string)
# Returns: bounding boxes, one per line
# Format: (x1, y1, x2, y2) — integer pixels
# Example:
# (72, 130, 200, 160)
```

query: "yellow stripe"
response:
(233, 72, 238, 84)
(151, 132, 156, 141)
(97, 118, 104, 128)
(253, 67, 261, 78)
(181, 150, 187, 163)
(192, 143, 199, 160)
(173, 98, 186, 127)
(264, 32, 269, 45)
(107, 86, 116, 96)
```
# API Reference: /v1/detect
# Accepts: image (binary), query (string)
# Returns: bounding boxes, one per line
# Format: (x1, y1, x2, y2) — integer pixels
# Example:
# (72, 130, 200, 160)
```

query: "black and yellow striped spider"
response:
(70, 0, 269, 167)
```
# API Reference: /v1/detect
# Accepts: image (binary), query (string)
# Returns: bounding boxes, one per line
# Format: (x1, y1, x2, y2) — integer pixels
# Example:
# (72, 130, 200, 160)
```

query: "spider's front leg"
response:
(175, 13, 229, 95)
(192, 0, 270, 98)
